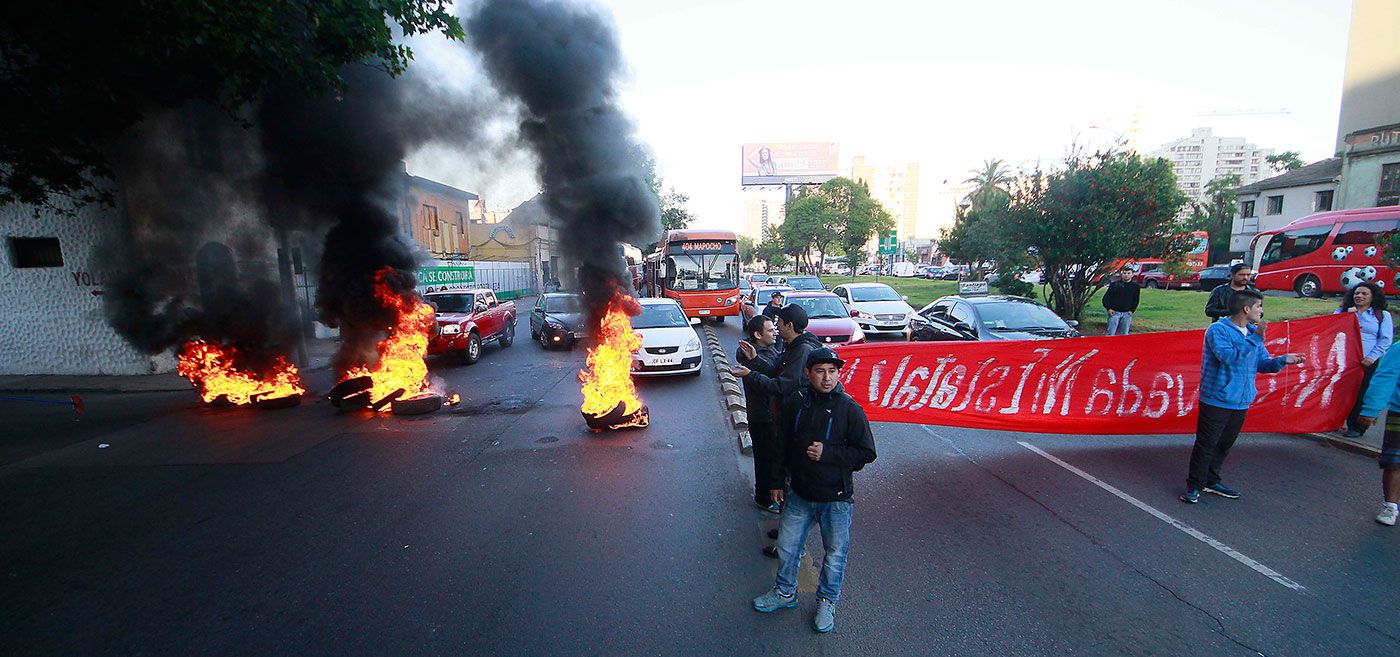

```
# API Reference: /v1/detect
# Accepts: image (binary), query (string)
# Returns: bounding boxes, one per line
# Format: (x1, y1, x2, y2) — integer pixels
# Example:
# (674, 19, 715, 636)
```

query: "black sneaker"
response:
(762, 545, 779, 559)
(767, 528, 779, 540)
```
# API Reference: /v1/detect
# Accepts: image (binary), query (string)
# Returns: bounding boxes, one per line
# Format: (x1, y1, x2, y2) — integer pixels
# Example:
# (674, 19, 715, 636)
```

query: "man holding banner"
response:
(1182, 290, 1306, 504)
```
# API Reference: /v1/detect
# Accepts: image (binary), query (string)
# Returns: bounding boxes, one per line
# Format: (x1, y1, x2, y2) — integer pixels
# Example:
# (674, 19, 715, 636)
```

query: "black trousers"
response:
(1187, 402, 1249, 491)
(1347, 359, 1381, 433)
(750, 421, 780, 504)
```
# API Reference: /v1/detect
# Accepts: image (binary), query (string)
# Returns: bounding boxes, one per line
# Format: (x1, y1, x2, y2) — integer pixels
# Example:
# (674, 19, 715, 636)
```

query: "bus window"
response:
(1333, 219, 1400, 245)
(1259, 225, 1332, 267)
(667, 253, 739, 291)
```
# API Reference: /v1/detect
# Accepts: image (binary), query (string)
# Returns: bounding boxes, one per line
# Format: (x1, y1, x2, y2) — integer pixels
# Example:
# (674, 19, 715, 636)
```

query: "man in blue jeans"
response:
(752, 347, 877, 633)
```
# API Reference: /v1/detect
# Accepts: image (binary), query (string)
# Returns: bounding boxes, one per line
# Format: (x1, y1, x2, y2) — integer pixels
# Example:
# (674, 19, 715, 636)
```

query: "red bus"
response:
(1249, 206, 1400, 297)
(642, 229, 742, 322)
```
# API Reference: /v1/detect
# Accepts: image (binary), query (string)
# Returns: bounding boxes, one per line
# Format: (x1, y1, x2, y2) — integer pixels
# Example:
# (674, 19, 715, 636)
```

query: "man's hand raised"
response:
(737, 341, 756, 360)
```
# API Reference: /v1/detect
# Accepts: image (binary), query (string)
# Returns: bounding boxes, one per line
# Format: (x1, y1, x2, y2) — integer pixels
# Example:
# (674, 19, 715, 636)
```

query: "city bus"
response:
(642, 229, 742, 322)
(1249, 206, 1400, 297)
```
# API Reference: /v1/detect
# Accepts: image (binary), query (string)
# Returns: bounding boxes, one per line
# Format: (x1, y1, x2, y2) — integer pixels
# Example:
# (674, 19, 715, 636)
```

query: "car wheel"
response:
(1145, 279, 1160, 289)
(464, 332, 482, 365)
(539, 330, 551, 349)
(1296, 274, 1322, 298)
(499, 322, 515, 347)
(530, 325, 539, 341)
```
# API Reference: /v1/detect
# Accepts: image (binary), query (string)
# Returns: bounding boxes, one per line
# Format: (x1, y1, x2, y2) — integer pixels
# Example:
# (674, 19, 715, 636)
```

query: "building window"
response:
(1314, 190, 1334, 212)
(1241, 200, 1256, 218)
(1266, 195, 1284, 215)
(422, 204, 439, 233)
(9, 237, 64, 268)
(1380, 163, 1400, 207)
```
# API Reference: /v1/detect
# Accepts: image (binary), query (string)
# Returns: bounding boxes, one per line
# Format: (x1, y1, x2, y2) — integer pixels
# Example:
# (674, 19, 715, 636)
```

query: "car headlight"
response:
(685, 337, 701, 352)
(725, 295, 738, 305)
(441, 324, 462, 335)
(855, 310, 874, 320)
(850, 326, 865, 342)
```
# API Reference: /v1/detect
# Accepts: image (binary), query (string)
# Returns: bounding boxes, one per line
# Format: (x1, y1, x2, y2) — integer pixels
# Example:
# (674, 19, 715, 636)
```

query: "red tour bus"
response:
(642, 229, 742, 322)
(1249, 206, 1400, 297)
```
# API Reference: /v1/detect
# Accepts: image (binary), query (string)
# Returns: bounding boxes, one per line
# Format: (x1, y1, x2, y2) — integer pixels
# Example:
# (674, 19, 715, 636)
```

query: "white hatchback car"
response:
(830, 282, 916, 335)
(630, 298, 703, 376)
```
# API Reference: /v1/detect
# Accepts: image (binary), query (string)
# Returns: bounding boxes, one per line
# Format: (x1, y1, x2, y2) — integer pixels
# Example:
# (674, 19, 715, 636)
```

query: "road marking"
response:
(1017, 441, 1306, 593)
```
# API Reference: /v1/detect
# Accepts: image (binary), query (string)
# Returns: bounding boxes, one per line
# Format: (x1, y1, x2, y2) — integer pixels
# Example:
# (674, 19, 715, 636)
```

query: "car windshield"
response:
(631, 304, 690, 329)
(976, 302, 1069, 331)
(543, 295, 581, 313)
(784, 276, 823, 291)
(750, 274, 768, 283)
(754, 287, 792, 305)
(788, 296, 849, 319)
(850, 286, 901, 302)
(668, 253, 739, 291)
(430, 294, 473, 313)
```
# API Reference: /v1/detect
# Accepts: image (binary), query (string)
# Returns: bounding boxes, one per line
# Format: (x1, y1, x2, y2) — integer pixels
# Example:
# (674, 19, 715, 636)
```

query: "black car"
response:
(776, 275, 825, 291)
(530, 293, 586, 349)
(909, 295, 1080, 342)
(1196, 265, 1231, 292)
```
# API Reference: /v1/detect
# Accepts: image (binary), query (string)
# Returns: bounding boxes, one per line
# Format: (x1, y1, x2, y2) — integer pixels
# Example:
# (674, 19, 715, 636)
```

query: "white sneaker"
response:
(1377, 505, 1398, 527)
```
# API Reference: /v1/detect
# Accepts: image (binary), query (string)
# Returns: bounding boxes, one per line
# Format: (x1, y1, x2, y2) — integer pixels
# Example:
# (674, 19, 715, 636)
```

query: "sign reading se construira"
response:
(741, 142, 840, 186)
(417, 264, 475, 288)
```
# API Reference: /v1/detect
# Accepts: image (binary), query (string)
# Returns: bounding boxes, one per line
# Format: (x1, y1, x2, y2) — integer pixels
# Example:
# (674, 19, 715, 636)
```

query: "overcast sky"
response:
(410, 0, 1355, 237)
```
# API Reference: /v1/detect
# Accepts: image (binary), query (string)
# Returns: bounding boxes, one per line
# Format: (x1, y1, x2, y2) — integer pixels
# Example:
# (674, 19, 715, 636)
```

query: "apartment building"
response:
(1150, 128, 1274, 204)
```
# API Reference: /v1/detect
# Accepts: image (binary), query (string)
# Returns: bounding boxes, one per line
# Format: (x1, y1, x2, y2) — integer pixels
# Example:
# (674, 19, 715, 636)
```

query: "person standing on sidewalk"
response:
(752, 347, 876, 634)
(1351, 337, 1400, 526)
(1205, 264, 1256, 323)
(1102, 269, 1140, 335)
(1181, 289, 1306, 504)
(737, 315, 783, 514)
(1334, 282, 1393, 439)
(734, 304, 822, 400)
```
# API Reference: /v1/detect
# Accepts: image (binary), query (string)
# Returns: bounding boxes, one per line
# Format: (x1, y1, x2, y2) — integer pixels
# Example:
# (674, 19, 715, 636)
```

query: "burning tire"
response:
(329, 376, 373, 407)
(251, 393, 302, 410)
(392, 392, 444, 416)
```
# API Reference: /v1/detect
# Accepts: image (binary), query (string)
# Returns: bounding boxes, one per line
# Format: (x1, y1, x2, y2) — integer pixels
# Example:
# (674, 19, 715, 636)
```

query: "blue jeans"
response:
(773, 491, 853, 603)
(1106, 311, 1132, 335)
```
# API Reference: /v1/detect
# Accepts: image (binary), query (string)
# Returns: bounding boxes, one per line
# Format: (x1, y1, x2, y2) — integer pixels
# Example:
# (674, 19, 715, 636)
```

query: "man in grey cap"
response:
(751, 346, 877, 634)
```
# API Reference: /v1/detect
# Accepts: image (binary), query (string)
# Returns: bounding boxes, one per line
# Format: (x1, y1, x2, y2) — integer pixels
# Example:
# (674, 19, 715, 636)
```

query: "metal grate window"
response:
(9, 237, 63, 268)
(1380, 163, 1400, 207)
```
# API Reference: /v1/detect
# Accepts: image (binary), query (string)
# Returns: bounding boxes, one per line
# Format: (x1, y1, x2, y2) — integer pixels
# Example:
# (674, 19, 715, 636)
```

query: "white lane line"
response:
(1017, 441, 1307, 593)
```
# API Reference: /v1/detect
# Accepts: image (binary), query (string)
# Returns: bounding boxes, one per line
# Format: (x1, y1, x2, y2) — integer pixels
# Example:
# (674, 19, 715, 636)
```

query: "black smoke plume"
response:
(466, 0, 660, 325)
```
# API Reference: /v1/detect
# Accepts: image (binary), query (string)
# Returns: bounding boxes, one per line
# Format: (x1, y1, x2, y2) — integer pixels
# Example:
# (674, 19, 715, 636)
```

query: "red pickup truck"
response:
(426, 288, 517, 364)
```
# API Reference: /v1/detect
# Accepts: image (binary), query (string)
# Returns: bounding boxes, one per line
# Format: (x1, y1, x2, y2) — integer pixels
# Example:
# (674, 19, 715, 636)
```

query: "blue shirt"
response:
(1198, 318, 1288, 410)
(1361, 343, 1400, 416)
(1333, 308, 1393, 362)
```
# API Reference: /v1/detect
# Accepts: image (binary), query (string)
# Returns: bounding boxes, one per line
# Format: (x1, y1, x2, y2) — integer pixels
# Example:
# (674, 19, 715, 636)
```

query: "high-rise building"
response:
(849, 157, 921, 239)
(742, 197, 785, 241)
(1150, 128, 1274, 204)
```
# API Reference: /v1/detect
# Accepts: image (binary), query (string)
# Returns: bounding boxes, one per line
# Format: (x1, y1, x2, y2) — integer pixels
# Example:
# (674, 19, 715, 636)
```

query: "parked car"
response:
(427, 288, 517, 364)
(773, 275, 825, 291)
(939, 266, 968, 281)
(1195, 265, 1232, 291)
(830, 282, 915, 336)
(529, 293, 586, 349)
(891, 261, 917, 277)
(923, 267, 945, 280)
(1139, 267, 1200, 290)
(908, 295, 1080, 342)
(741, 285, 794, 321)
(782, 291, 866, 346)
(630, 298, 703, 376)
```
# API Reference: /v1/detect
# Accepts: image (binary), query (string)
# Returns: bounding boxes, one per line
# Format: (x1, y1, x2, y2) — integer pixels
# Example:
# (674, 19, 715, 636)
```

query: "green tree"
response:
(1266, 151, 1305, 173)
(0, 1, 463, 210)
(1001, 152, 1191, 320)
(963, 158, 1014, 210)
(755, 225, 789, 272)
(781, 192, 827, 273)
(737, 235, 756, 266)
(815, 177, 893, 275)
(1187, 174, 1241, 266)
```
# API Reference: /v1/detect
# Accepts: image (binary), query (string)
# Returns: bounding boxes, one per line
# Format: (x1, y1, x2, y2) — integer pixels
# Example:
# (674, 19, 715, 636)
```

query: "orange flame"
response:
(177, 340, 305, 405)
(341, 268, 436, 410)
(579, 290, 648, 428)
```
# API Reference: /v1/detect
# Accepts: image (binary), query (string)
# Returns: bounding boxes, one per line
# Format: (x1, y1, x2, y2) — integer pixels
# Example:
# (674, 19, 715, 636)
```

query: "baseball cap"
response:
(805, 346, 845, 369)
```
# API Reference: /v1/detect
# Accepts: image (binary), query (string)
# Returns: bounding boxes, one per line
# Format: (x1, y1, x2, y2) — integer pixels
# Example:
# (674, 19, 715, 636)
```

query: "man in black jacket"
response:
(1206, 264, 1257, 323)
(737, 315, 783, 513)
(751, 347, 877, 634)
(734, 304, 822, 401)
(1102, 268, 1140, 335)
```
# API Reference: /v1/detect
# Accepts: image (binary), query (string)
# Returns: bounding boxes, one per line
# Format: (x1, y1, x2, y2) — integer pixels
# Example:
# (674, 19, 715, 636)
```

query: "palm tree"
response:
(963, 159, 1014, 210)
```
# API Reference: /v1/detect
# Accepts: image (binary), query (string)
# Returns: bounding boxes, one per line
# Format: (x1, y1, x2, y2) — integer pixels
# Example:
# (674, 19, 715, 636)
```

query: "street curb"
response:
(1305, 432, 1381, 458)
(702, 324, 753, 457)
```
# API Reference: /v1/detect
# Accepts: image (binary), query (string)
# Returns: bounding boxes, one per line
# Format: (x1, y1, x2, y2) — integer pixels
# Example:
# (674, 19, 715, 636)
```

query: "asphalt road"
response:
(2, 307, 1398, 656)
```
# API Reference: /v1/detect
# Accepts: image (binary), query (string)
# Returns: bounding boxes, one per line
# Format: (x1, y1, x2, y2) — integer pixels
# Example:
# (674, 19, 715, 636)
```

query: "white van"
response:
(891, 262, 917, 278)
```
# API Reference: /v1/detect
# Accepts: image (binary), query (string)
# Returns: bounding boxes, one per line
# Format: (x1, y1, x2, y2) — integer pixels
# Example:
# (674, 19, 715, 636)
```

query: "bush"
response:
(994, 273, 1036, 299)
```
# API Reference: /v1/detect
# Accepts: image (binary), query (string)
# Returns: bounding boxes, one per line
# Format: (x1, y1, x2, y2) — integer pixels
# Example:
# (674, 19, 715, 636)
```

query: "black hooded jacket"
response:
(736, 341, 782, 425)
(744, 331, 823, 400)
(772, 382, 877, 502)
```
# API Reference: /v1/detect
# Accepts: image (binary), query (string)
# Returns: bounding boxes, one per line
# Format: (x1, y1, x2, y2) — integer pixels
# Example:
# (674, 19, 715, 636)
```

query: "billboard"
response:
(741, 142, 839, 186)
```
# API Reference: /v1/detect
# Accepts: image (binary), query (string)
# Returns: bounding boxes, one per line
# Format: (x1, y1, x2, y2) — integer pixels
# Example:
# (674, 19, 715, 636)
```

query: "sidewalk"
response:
(1305, 408, 1385, 457)
(0, 339, 339, 394)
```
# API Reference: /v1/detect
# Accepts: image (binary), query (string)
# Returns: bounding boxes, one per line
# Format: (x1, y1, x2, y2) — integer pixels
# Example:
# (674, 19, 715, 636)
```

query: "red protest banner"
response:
(834, 314, 1362, 435)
